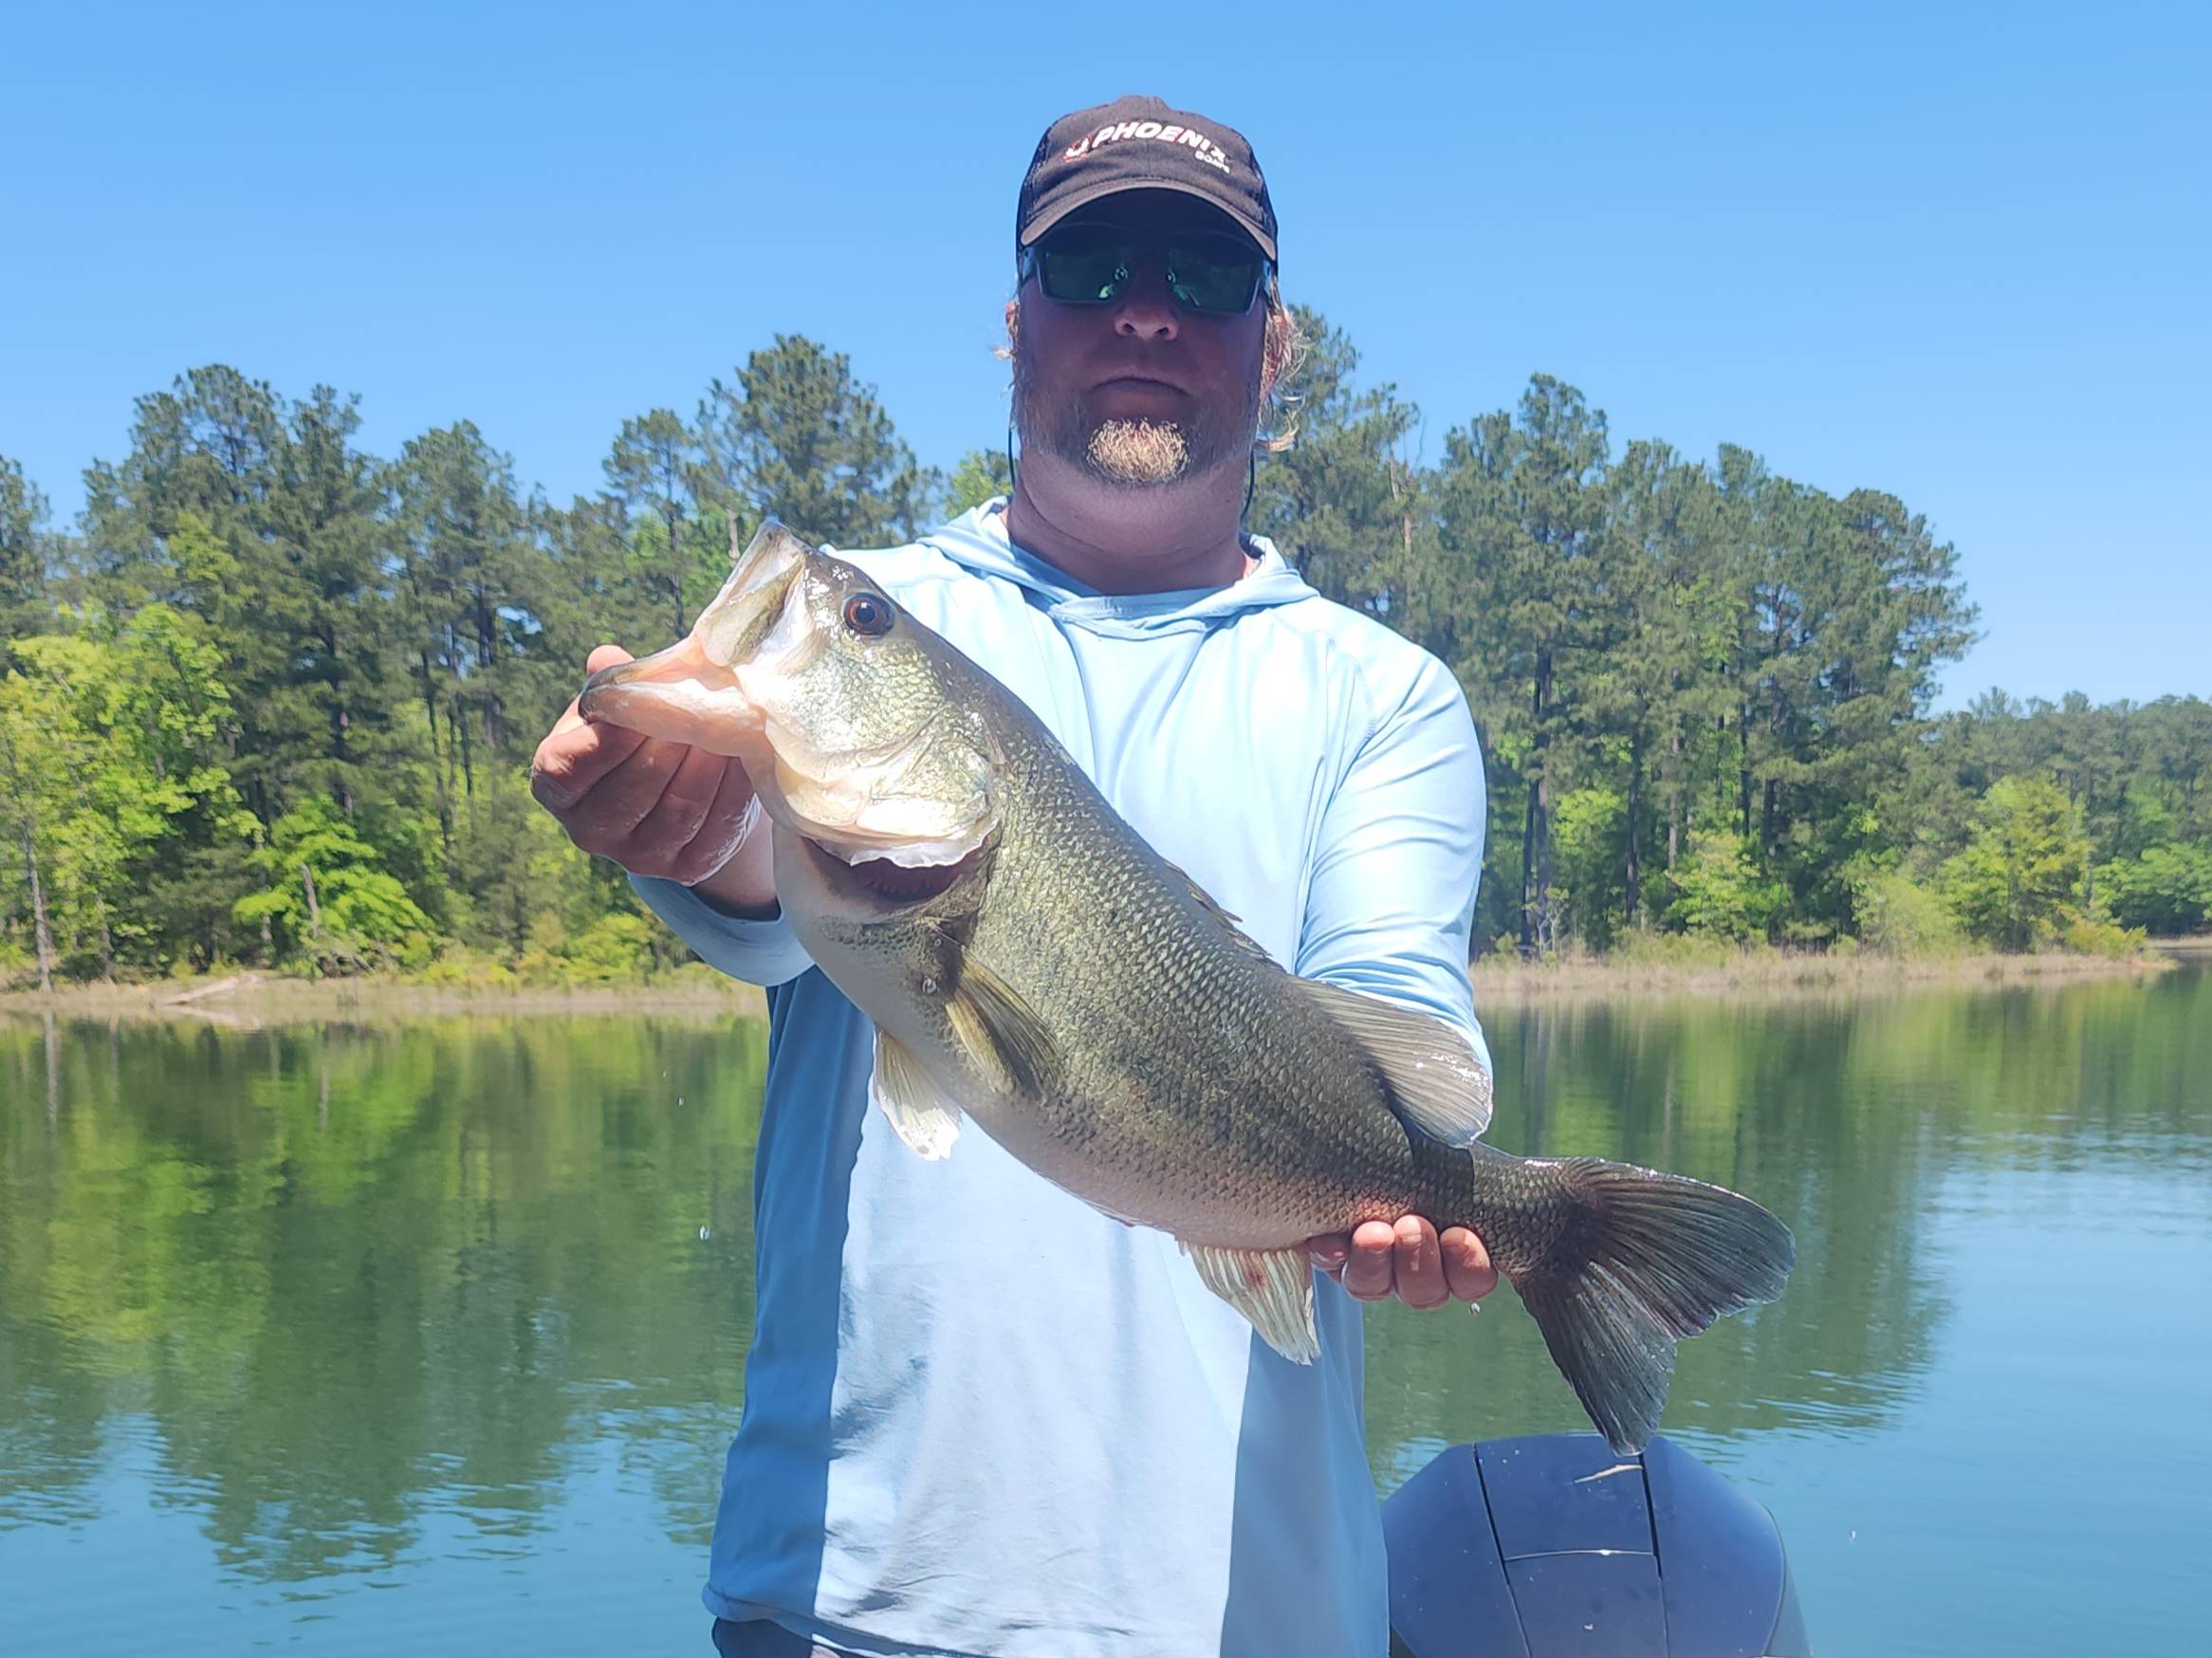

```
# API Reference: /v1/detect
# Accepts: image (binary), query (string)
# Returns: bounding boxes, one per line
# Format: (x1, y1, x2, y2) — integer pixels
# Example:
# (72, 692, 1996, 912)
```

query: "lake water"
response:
(3, 965, 2207, 1655)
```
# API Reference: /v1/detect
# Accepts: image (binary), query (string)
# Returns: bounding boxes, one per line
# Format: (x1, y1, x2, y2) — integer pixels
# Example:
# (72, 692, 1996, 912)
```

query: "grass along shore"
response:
(2, 940, 2186, 1026)
(1470, 938, 2184, 999)
(0, 966, 767, 1028)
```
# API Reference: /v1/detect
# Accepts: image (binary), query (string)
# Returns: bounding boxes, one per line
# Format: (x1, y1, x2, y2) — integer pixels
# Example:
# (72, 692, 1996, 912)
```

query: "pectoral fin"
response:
(1293, 978, 1494, 1146)
(1184, 1243, 1319, 1364)
(869, 1029, 963, 1160)
(941, 950, 1060, 1096)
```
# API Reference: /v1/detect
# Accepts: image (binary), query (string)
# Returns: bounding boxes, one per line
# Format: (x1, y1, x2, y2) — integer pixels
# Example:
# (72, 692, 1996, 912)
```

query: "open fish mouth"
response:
(805, 837, 986, 904)
(575, 524, 811, 754)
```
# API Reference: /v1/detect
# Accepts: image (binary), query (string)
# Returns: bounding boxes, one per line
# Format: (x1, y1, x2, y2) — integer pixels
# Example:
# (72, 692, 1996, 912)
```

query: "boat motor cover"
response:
(1381, 1435, 1810, 1658)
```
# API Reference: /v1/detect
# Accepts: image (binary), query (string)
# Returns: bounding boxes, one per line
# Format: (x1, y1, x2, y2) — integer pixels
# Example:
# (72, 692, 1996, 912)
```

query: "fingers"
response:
(1305, 1218, 1497, 1310)
(1391, 1216, 1447, 1309)
(528, 644, 758, 889)
(531, 645, 643, 808)
(615, 748, 753, 882)
(531, 720, 647, 810)
(657, 765, 762, 886)
(1440, 1226, 1498, 1303)
(579, 734, 700, 844)
(1339, 1220, 1399, 1302)
(548, 645, 636, 742)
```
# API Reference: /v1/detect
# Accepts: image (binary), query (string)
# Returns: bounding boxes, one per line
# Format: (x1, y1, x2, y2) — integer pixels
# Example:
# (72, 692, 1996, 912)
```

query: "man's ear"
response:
(1002, 298, 1021, 360)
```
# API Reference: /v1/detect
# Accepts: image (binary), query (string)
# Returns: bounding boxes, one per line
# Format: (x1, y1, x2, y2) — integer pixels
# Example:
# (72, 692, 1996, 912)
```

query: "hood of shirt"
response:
(913, 499, 1317, 638)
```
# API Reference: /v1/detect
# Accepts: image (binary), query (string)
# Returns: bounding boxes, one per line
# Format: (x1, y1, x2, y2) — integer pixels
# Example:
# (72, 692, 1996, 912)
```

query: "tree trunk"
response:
(449, 626, 477, 808)
(1668, 728, 1683, 875)
(664, 499, 686, 636)
(456, 694, 477, 813)
(1519, 780, 1539, 957)
(330, 624, 354, 815)
(20, 819, 53, 992)
(1626, 728, 1644, 925)
(420, 654, 452, 853)
(1738, 701, 1754, 839)
(1521, 648, 1555, 957)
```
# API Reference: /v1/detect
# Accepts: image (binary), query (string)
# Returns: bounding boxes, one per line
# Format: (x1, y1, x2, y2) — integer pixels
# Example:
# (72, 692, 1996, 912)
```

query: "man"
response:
(531, 96, 1495, 1658)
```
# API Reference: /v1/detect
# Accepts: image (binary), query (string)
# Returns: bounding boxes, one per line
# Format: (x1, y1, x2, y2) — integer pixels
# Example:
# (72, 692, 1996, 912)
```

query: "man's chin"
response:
(1084, 418, 1192, 487)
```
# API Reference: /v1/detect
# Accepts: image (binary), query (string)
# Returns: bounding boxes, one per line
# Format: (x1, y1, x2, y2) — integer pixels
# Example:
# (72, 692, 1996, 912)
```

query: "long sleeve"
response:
(629, 874, 817, 988)
(1295, 653, 1490, 1076)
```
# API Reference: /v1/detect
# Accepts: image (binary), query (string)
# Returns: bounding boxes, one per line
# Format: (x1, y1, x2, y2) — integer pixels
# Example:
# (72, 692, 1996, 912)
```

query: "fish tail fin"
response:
(1508, 1158, 1795, 1455)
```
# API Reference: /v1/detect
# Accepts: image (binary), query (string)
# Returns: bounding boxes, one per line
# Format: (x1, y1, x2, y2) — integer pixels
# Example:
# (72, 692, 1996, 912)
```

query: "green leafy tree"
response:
(234, 794, 433, 973)
(0, 609, 249, 978)
(1943, 775, 2091, 950)
(945, 447, 1013, 517)
(603, 409, 716, 637)
(2096, 843, 2212, 935)
(698, 335, 931, 548)
(1247, 307, 1429, 635)
(1437, 375, 1611, 955)
(1668, 830, 1789, 942)
(1, 456, 51, 639)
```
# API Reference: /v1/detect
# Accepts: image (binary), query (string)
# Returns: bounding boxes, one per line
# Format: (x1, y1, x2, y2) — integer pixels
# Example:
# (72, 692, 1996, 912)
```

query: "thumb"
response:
(586, 643, 636, 674)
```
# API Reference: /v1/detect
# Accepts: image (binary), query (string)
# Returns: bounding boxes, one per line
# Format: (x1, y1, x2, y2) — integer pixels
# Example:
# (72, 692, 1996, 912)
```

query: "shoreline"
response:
(0, 970, 766, 1028)
(3, 945, 2190, 1026)
(1469, 945, 2184, 1001)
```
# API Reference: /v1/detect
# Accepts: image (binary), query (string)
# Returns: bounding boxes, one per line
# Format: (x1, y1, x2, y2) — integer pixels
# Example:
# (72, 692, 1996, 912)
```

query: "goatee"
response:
(1012, 341, 1256, 489)
(1085, 419, 1189, 485)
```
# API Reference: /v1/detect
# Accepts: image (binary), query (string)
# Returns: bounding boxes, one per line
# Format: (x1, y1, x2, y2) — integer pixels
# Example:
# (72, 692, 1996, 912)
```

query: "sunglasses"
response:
(1021, 220, 1268, 316)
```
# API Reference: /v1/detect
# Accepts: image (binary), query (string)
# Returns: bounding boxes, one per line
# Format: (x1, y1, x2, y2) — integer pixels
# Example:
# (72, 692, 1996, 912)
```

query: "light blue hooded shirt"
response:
(633, 501, 1487, 1658)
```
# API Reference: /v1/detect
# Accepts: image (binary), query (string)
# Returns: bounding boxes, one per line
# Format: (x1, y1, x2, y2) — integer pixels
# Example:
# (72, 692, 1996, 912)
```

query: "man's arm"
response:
(1299, 652, 1498, 1309)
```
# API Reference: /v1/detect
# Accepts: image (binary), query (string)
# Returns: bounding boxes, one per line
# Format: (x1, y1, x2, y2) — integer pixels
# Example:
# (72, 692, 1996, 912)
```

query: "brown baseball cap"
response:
(1016, 95, 1278, 263)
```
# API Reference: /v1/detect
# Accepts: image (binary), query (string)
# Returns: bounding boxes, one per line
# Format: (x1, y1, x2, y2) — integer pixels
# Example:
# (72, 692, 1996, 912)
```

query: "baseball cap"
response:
(1016, 95, 1278, 263)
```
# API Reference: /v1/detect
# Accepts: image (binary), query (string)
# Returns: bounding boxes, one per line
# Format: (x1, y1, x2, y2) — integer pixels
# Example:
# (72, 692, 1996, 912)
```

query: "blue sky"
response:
(3, 2, 2204, 708)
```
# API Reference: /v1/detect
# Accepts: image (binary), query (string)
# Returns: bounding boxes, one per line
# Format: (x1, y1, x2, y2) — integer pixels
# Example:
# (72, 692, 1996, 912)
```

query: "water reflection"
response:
(2, 967, 2207, 1656)
(0, 1015, 766, 1587)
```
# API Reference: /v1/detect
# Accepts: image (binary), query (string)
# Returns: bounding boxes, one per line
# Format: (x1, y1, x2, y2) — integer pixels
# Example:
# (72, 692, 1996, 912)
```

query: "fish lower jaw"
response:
(800, 836, 984, 904)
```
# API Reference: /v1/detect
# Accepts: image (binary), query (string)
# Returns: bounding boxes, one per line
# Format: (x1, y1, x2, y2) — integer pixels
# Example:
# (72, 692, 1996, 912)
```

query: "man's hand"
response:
(1307, 1219, 1497, 1310)
(529, 644, 763, 891)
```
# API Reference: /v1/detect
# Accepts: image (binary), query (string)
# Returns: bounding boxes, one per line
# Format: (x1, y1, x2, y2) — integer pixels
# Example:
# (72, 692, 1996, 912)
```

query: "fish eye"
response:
(842, 592, 894, 637)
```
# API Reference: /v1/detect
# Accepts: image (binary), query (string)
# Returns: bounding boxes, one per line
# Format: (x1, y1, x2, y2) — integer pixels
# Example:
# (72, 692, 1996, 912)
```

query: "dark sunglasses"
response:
(1021, 220, 1268, 316)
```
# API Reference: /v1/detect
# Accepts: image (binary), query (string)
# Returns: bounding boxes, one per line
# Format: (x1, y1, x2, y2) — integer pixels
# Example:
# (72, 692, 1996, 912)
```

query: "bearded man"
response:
(531, 95, 1497, 1658)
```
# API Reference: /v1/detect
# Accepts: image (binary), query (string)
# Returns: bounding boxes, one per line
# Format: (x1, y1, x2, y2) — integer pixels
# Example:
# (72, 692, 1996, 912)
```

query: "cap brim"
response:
(1019, 176, 1276, 262)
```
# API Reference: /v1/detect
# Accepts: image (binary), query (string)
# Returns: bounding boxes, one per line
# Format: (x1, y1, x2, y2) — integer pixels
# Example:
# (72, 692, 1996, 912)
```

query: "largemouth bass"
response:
(581, 523, 1794, 1453)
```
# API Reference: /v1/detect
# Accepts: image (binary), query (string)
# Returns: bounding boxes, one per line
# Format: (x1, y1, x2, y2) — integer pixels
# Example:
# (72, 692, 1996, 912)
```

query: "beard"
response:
(1012, 345, 1259, 489)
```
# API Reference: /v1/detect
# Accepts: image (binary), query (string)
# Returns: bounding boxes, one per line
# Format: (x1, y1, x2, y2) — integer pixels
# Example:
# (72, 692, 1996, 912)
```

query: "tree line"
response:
(3, 313, 2205, 986)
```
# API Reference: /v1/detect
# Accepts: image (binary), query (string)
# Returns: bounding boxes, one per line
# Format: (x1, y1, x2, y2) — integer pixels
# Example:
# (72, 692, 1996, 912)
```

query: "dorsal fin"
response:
(1156, 855, 1276, 967)
(1293, 979, 1494, 1146)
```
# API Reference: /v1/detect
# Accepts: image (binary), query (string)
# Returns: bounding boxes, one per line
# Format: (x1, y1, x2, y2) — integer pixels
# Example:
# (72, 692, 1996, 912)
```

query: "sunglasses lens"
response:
(1167, 246, 1263, 313)
(1039, 247, 1129, 304)
(1033, 225, 1265, 313)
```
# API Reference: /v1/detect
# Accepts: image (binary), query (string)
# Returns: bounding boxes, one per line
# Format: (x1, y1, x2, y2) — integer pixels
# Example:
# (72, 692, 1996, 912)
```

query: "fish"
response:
(580, 522, 1795, 1453)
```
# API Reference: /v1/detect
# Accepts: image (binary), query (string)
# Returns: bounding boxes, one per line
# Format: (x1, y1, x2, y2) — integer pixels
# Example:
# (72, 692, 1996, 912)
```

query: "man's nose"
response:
(1110, 267, 1181, 341)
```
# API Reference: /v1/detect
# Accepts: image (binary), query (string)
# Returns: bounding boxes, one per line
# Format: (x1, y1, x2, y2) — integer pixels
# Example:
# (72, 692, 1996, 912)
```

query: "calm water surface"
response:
(3, 967, 2207, 1654)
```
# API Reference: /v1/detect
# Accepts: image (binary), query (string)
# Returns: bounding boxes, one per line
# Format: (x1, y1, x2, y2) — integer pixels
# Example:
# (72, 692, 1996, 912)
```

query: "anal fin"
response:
(1184, 1243, 1319, 1364)
(870, 1028, 963, 1160)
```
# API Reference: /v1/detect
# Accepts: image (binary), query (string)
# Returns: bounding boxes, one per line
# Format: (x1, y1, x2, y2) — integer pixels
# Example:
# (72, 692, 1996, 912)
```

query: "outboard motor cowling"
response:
(1383, 1435, 1811, 1658)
